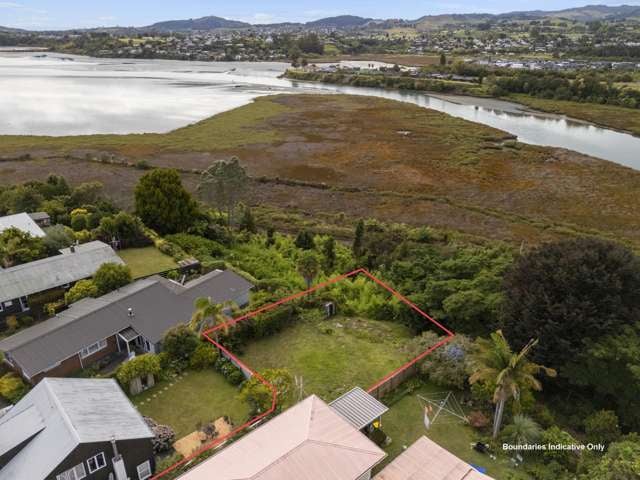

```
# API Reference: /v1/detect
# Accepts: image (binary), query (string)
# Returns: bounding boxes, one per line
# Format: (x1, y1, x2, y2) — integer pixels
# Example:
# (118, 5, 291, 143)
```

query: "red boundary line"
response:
(151, 268, 454, 479)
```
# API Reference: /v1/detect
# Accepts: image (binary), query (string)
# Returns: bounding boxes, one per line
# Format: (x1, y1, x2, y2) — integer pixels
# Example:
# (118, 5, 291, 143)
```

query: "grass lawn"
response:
(134, 369, 250, 439)
(238, 314, 413, 402)
(380, 383, 531, 480)
(118, 246, 178, 278)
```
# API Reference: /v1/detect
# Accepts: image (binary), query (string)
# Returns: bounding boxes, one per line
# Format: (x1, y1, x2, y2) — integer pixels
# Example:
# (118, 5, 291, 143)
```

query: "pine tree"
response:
(353, 220, 365, 257)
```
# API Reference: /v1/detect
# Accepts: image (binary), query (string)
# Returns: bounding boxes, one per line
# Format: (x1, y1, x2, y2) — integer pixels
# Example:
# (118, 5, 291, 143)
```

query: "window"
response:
(137, 460, 152, 480)
(86, 452, 106, 473)
(80, 339, 108, 358)
(2, 300, 12, 308)
(56, 463, 86, 480)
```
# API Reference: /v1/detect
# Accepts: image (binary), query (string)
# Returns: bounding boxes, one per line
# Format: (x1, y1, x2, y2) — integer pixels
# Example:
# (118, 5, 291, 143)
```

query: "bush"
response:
(0, 373, 28, 403)
(93, 263, 132, 295)
(190, 343, 219, 370)
(214, 356, 245, 386)
(116, 354, 161, 387)
(410, 332, 472, 389)
(64, 279, 98, 305)
(541, 426, 580, 469)
(162, 325, 199, 366)
(584, 410, 621, 446)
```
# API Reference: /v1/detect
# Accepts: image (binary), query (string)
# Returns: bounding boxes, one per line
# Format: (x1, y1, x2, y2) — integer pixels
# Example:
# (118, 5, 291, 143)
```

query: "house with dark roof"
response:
(0, 269, 253, 384)
(0, 377, 155, 480)
(0, 240, 124, 325)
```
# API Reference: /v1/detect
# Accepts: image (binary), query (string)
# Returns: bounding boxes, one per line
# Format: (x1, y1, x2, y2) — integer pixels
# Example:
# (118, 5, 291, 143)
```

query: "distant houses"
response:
(0, 377, 155, 480)
(0, 240, 124, 325)
(0, 269, 253, 383)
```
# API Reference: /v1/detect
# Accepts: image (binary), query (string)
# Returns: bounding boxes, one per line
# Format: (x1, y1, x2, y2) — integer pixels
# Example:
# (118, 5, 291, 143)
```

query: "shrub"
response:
(4, 316, 18, 333)
(214, 356, 245, 386)
(239, 368, 294, 414)
(93, 263, 132, 295)
(0, 373, 28, 403)
(410, 331, 472, 389)
(64, 279, 98, 305)
(190, 343, 219, 370)
(541, 426, 580, 469)
(116, 354, 161, 387)
(162, 325, 199, 366)
(584, 410, 621, 446)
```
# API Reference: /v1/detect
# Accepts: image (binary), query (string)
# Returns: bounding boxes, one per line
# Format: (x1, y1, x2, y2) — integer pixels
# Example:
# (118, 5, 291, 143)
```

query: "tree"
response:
(96, 212, 150, 248)
(440, 53, 447, 66)
(43, 224, 75, 253)
(116, 354, 161, 388)
(190, 296, 230, 336)
(468, 330, 556, 438)
(197, 159, 248, 228)
(353, 220, 364, 257)
(239, 368, 294, 414)
(297, 251, 320, 289)
(93, 262, 132, 295)
(501, 238, 640, 372)
(64, 279, 98, 305)
(162, 324, 199, 363)
(0, 227, 47, 267)
(7, 185, 43, 213)
(239, 206, 257, 233)
(135, 169, 198, 234)
(410, 331, 472, 389)
(587, 438, 640, 480)
(294, 230, 315, 250)
(501, 414, 542, 447)
(322, 236, 336, 272)
(68, 181, 103, 208)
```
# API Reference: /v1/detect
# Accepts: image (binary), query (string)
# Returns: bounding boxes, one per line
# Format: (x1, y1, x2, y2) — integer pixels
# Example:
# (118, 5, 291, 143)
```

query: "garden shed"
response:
(329, 386, 389, 431)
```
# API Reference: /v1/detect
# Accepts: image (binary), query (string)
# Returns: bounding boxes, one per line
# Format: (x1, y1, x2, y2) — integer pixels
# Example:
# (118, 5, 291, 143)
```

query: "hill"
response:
(143, 16, 250, 32)
(305, 15, 374, 28)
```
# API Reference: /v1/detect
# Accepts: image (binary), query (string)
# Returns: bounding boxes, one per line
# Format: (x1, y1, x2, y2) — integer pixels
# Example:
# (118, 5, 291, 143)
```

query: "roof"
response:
(330, 387, 389, 430)
(373, 436, 494, 480)
(0, 240, 124, 303)
(0, 270, 253, 378)
(0, 378, 153, 480)
(0, 213, 46, 238)
(178, 395, 386, 480)
(27, 212, 50, 222)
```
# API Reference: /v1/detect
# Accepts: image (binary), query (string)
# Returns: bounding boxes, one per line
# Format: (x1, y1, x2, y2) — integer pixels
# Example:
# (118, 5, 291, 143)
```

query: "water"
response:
(1, 52, 639, 170)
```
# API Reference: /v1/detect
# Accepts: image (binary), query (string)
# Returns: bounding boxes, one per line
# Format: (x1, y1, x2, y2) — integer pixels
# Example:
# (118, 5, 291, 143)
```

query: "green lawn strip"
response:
(135, 369, 250, 439)
(380, 383, 531, 480)
(238, 315, 413, 402)
(117, 246, 178, 278)
(509, 94, 640, 136)
(0, 96, 289, 156)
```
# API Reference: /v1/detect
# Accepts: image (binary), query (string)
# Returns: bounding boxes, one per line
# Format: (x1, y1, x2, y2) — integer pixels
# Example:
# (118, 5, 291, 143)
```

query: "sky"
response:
(2, 0, 640, 30)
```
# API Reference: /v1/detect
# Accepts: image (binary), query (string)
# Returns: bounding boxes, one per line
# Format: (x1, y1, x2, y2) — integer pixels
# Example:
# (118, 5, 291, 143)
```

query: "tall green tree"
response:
(469, 330, 556, 438)
(197, 158, 248, 228)
(501, 238, 640, 371)
(0, 227, 47, 267)
(353, 220, 364, 258)
(322, 236, 336, 272)
(297, 251, 320, 289)
(134, 169, 198, 235)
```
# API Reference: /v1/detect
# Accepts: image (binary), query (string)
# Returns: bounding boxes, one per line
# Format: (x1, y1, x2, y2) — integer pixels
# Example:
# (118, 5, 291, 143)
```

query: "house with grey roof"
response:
(0, 240, 124, 325)
(0, 212, 46, 238)
(0, 269, 253, 383)
(0, 377, 155, 480)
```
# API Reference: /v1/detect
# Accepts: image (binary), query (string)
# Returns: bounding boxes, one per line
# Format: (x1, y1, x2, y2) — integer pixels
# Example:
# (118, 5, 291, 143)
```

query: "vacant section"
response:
(239, 314, 413, 401)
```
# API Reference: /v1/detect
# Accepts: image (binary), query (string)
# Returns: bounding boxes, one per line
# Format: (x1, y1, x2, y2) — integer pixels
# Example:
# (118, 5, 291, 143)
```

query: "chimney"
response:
(111, 438, 129, 480)
(127, 308, 134, 318)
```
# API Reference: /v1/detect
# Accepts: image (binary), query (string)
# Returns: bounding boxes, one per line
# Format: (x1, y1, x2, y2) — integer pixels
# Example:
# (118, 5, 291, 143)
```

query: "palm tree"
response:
(190, 297, 230, 337)
(469, 330, 556, 439)
(297, 251, 320, 290)
(502, 414, 542, 446)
